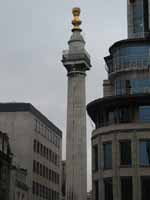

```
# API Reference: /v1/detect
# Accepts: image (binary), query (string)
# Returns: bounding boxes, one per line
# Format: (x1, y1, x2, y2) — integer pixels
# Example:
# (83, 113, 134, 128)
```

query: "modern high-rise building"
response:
(87, 1, 150, 200)
(62, 8, 92, 200)
(128, 0, 150, 38)
(0, 103, 62, 200)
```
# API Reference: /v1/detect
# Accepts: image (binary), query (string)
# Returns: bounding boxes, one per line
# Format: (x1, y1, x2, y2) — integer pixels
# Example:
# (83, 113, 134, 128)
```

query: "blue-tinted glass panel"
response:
(132, 2, 144, 33)
(104, 143, 112, 169)
(140, 141, 150, 166)
(139, 106, 150, 123)
(115, 80, 150, 96)
(130, 80, 150, 94)
(113, 45, 150, 67)
(115, 80, 126, 95)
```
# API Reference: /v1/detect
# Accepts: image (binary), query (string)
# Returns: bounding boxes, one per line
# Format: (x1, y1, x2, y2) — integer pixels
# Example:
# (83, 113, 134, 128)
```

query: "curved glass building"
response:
(87, 1, 150, 200)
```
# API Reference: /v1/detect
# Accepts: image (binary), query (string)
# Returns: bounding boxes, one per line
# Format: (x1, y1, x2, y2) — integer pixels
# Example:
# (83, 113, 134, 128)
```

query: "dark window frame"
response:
(139, 139, 150, 167)
(121, 176, 133, 200)
(119, 140, 132, 167)
(103, 142, 112, 170)
(104, 178, 113, 200)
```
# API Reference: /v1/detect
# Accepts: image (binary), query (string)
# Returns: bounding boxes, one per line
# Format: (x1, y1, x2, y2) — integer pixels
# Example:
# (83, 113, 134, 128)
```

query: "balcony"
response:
(105, 56, 150, 77)
(62, 50, 91, 66)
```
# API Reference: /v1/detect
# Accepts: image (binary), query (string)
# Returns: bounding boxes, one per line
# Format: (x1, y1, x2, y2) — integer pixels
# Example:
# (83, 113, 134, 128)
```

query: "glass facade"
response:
(140, 140, 150, 166)
(115, 79, 150, 95)
(132, 1, 144, 35)
(103, 143, 112, 169)
(128, 0, 150, 38)
(106, 44, 150, 74)
(139, 106, 150, 122)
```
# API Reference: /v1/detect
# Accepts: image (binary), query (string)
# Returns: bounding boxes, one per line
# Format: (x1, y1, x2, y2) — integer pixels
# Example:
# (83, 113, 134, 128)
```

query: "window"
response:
(40, 144, 43, 155)
(33, 140, 36, 152)
(121, 177, 133, 200)
(40, 164, 42, 176)
(141, 177, 150, 200)
(22, 194, 24, 200)
(0, 136, 2, 152)
(118, 107, 130, 123)
(132, 2, 144, 34)
(37, 141, 40, 153)
(37, 162, 39, 174)
(93, 145, 98, 171)
(115, 80, 126, 96)
(36, 182, 39, 196)
(35, 119, 38, 131)
(139, 106, 150, 122)
(140, 140, 150, 166)
(94, 180, 99, 200)
(32, 181, 35, 194)
(103, 143, 112, 169)
(120, 141, 132, 166)
(104, 179, 113, 200)
(17, 192, 20, 200)
(3, 140, 7, 154)
(115, 79, 150, 96)
(33, 160, 36, 172)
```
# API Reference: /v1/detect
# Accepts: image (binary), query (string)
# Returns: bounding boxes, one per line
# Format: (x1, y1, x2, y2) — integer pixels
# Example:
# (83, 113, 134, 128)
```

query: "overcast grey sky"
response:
(0, 0, 127, 191)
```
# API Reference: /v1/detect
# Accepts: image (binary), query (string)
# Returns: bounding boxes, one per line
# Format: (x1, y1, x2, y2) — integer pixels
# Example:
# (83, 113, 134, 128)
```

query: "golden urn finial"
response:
(72, 7, 82, 31)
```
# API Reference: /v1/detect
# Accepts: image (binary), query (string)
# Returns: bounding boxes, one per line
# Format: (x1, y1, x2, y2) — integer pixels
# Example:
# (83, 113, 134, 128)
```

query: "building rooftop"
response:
(0, 103, 62, 137)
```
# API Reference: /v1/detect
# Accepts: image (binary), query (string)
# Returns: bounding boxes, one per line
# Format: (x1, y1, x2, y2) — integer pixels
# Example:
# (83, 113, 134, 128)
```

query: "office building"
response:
(0, 103, 62, 200)
(87, 1, 150, 200)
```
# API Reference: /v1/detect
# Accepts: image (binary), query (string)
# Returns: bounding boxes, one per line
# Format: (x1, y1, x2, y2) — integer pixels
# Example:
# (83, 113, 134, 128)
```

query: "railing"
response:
(105, 56, 150, 75)
(62, 50, 91, 65)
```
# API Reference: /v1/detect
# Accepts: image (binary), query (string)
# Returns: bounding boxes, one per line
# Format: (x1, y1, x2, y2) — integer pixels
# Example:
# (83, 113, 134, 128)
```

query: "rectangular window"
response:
(33, 140, 36, 152)
(36, 182, 39, 196)
(33, 160, 36, 173)
(104, 179, 113, 200)
(93, 145, 98, 171)
(34, 119, 37, 131)
(141, 177, 150, 200)
(0, 136, 2, 152)
(121, 177, 133, 200)
(37, 141, 40, 153)
(139, 106, 150, 122)
(37, 162, 39, 175)
(140, 140, 150, 166)
(40, 164, 42, 176)
(94, 180, 99, 200)
(104, 143, 112, 169)
(32, 181, 35, 194)
(39, 184, 42, 197)
(120, 140, 132, 166)
(3, 140, 8, 154)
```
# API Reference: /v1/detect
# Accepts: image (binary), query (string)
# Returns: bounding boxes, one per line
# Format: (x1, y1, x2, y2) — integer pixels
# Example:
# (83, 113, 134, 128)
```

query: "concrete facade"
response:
(0, 103, 62, 200)
(62, 8, 91, 200)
